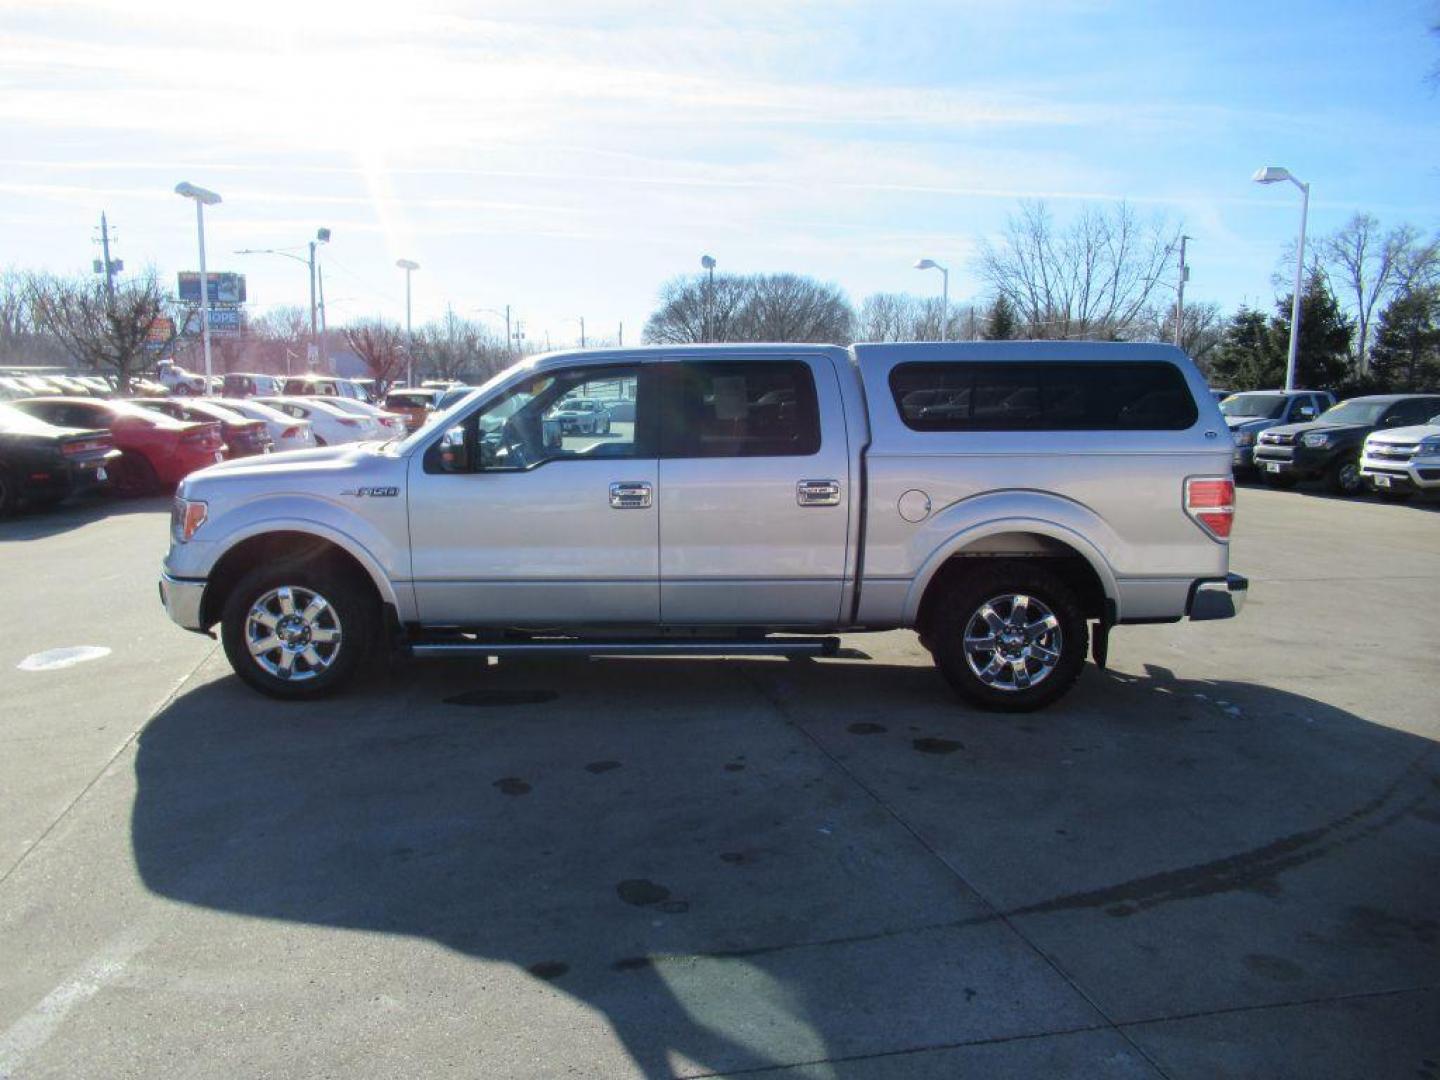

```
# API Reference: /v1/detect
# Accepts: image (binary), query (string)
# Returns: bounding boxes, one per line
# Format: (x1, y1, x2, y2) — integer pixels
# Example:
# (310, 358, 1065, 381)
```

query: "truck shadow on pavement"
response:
(130, 655, 1440, 1077)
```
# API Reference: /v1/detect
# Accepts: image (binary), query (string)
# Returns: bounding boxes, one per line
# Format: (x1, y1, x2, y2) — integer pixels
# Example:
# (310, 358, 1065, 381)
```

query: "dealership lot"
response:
(1, 488, 1437, 1079)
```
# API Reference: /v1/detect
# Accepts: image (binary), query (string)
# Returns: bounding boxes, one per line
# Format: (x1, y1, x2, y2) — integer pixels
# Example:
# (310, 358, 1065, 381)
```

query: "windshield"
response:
(1220, 393, 1287, 420)
(1317, 401, 1388, 425)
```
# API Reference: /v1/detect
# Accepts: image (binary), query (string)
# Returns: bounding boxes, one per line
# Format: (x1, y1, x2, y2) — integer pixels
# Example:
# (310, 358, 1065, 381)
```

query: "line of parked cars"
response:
(1219, 388, 1440, 500)
(0, 369, 423, 514)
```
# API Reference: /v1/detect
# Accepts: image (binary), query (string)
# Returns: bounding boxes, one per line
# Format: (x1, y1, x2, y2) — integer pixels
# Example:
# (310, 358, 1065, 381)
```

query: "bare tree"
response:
(411, 307, 509, 382)
(643, 274, 756, 344)
(858, 292, 979, 341)
(977, 200, 1180, 340)
(1146, 301, 1225, 371)
(343, 319, 407, 393)
(1314, 214, 1419, 373)
(26, 270, 174, 391)
(736, 274, 854, 342)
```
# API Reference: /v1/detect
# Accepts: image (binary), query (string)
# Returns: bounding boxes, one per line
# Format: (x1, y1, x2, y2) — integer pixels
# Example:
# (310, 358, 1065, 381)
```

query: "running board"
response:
(407, 637, 841, 659)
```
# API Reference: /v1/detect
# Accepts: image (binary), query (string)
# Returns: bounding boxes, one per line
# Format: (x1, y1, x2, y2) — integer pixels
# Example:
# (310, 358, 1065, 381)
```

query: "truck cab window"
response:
(660, 360, 820, 457)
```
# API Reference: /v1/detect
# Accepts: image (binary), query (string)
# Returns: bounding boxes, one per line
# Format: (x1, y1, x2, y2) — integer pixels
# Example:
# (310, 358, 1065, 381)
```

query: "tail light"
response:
(1185, 477, 1234, 541)
(337, 417, 361, 427)
(62, 438, 110, 456)
(280, 426, 301, 439)
(180, 423, 223, 448)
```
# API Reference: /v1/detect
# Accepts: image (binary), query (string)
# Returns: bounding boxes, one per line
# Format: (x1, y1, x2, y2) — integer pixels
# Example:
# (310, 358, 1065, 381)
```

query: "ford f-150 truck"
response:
(160, 342, 1246, 712)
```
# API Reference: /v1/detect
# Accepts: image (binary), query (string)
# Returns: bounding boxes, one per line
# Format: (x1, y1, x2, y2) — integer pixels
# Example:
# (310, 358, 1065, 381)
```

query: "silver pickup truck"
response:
(160, 341, 1246, 711)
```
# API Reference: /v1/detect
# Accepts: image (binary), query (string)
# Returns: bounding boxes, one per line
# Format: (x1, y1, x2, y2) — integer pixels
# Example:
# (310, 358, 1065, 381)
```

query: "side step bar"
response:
(407, 636, 842, 659)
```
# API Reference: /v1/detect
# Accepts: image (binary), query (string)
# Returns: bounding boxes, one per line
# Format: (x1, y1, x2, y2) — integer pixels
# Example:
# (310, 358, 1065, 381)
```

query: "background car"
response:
(130, 397, 275, 459)
(154, 361, 209, 396)
(310, 395, 407, 436)
(549, 396, 611, 435)
(281, 375, 369, 401)
(1253, 394, 1440, 495)
(1220, 390, 1334, 475)
(382, 388, 439, 432)
(0, 402, 118, 513)
(223, 372, 286, 397)
(432, 384, 477, 412)
(214, 398, 317, 453)
(1360, 412, 1440, 500)
(253, 396, 376, 445)
(10, 397, 224, 495)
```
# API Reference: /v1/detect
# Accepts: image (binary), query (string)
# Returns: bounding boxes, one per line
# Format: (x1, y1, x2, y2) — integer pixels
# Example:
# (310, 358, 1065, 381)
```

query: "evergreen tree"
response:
(1368, 287, 1440, 392)
(983, 295, 1017, 340)
(1271, 276, 1354, 389)
(1208, 306, 1277, 389)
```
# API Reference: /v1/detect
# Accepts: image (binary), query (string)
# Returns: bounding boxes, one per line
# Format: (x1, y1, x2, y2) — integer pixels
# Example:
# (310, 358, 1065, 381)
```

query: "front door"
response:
(407, 364, 658, 626)
(657, 357, 851, 626)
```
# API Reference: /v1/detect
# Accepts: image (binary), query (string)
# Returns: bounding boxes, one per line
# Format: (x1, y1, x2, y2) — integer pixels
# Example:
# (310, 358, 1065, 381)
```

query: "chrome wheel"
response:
(962, 593, 1063, 692)
(244, 585, 342, 681)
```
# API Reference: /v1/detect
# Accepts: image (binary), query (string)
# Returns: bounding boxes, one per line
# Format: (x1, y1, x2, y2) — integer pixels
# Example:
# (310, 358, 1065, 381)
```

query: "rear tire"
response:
(929, 562, 1088, 713)
(220, 562, 377, 700)
(1325, 455, 1363, 496)
(113, 451, 159, 497)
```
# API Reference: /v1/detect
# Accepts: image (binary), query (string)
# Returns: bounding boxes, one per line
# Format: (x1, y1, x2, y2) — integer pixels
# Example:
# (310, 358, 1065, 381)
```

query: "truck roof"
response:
(851, 340, 1191, 365)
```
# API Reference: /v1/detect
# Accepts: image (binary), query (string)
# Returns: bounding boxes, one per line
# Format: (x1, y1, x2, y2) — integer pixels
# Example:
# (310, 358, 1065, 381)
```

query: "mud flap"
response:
(1091, 620, 1110, 669)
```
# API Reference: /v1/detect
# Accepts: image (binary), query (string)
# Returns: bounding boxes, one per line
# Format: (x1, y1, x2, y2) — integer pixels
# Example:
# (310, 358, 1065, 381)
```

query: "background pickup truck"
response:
(160, 341, 1245, 712)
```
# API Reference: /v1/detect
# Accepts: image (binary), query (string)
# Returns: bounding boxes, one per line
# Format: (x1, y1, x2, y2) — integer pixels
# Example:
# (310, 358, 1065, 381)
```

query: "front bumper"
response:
(1361, 457, 1440, 491)
(159, 569, 208, 632)
(1187, 573, 1248, 621)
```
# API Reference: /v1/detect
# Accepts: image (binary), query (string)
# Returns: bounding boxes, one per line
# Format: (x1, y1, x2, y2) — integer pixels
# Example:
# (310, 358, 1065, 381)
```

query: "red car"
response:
(11, 397, 225, 496)
(130, 398, 274, 459)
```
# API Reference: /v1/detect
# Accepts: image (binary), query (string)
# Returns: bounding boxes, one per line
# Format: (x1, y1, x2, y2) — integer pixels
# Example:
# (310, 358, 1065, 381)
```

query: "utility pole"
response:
(97, 212, 119, 306)
(618, 322, 623, 347)
(579, 316, 586, 348)
(1175, 235, 1191, 349)
(700, 254, 716, 341)
(505, 304, 512, 357)
(317, 264, 328, 371)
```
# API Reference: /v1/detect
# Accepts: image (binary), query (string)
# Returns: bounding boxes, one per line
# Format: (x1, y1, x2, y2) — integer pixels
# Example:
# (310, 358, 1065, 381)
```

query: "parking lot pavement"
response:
(1, 486, 1437, 1078)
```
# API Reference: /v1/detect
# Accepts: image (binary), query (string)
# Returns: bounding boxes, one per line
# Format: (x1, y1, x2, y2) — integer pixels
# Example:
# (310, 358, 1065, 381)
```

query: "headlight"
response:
(1301, 432, 1331, 449)
(1233, 431, 1255, 447)
(171, 497, 208, 542)
(1419, 438, 1440, 458)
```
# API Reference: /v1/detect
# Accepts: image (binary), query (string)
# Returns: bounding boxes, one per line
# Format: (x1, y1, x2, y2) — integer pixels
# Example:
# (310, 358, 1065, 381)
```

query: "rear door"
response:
(656, 356, 851, 626)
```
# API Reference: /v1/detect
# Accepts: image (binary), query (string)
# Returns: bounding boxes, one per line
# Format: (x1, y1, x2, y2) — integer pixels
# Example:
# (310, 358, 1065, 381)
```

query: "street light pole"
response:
(237, 226, 328, 370)
(914, 259, 949, 341)
(174, 182, 222, 395)
(1174, 234, 1191, 349)
(700, 254, 716, 342)
(396, 259, 419, 385)
(1253, 167, 1310, 391)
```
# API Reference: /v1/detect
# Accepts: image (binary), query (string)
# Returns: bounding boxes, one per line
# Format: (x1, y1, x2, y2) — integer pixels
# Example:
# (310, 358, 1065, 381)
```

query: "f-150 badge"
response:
(342, 486, 399, 497)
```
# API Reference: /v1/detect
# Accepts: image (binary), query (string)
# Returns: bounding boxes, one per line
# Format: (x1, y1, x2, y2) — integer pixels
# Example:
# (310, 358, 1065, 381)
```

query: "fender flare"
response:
(901, 516, 1120, 627)
(203, 517, 404, 614)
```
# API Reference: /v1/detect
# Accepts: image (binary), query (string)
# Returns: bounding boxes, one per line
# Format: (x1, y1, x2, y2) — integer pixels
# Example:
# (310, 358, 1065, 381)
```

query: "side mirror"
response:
(426, 424, 470, 473)
(1295, 405, 1316, 421)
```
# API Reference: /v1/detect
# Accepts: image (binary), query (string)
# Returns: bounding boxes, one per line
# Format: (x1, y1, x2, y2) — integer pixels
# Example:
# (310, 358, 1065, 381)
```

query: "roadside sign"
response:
(178, 272, 247, 304)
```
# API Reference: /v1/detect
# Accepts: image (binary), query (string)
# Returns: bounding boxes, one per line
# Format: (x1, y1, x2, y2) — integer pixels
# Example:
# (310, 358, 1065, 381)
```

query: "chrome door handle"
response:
(609, 481, 652, 509)
(797, 479, 841, 506)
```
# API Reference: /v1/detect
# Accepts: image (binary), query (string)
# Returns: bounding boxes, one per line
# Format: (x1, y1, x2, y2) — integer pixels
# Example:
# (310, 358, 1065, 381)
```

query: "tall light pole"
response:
(396, 259, 419, 385)
(914, 258, 949, 341)
(236, 226, 329, 369)
(700, 254, 716, 342)
(1253, 166, 1310, 391)
(1175, 234, 1191, 349)
(174, 182, 221, 394)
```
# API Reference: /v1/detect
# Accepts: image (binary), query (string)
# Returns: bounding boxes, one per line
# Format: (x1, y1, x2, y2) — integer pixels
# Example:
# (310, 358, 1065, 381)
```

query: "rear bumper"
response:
(1187, 573, 1248, 621)
(159, 569, 208, 632)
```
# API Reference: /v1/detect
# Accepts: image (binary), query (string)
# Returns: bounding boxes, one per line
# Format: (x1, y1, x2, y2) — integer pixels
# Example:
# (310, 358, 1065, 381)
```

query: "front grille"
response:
(1368, 442, 1418, 462)
(1259, 431, 1296, 446)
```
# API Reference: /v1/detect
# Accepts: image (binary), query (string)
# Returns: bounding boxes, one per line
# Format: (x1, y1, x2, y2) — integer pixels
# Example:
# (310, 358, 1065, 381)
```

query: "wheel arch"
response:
(907, 518, 1117, 636)
(200, 526, 397, 630)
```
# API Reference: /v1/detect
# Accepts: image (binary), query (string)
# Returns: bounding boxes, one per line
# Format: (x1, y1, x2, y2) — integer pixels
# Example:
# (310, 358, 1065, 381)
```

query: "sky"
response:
(1, 0, 1437, 349)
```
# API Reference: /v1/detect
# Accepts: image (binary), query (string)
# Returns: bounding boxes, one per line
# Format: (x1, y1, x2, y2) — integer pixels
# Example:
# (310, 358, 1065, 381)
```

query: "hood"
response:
(183, 441, 381, 485)
(1224, 416, 1276, 432)
(1368, 422, 1440, 445)
(1264, 420, 1371, 439)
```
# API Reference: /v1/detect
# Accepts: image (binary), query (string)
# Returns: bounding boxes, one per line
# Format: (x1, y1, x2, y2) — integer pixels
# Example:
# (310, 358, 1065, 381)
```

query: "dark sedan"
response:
(0, 402, 119, 513)
(1252, 394, 1440, 495)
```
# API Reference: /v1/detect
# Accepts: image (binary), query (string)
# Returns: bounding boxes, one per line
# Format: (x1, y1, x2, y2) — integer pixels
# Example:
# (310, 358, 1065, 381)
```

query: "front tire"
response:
(930, 562, 1088, 713)
(1325, 455, 1363, 496)
(220, 563, 376, 700)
